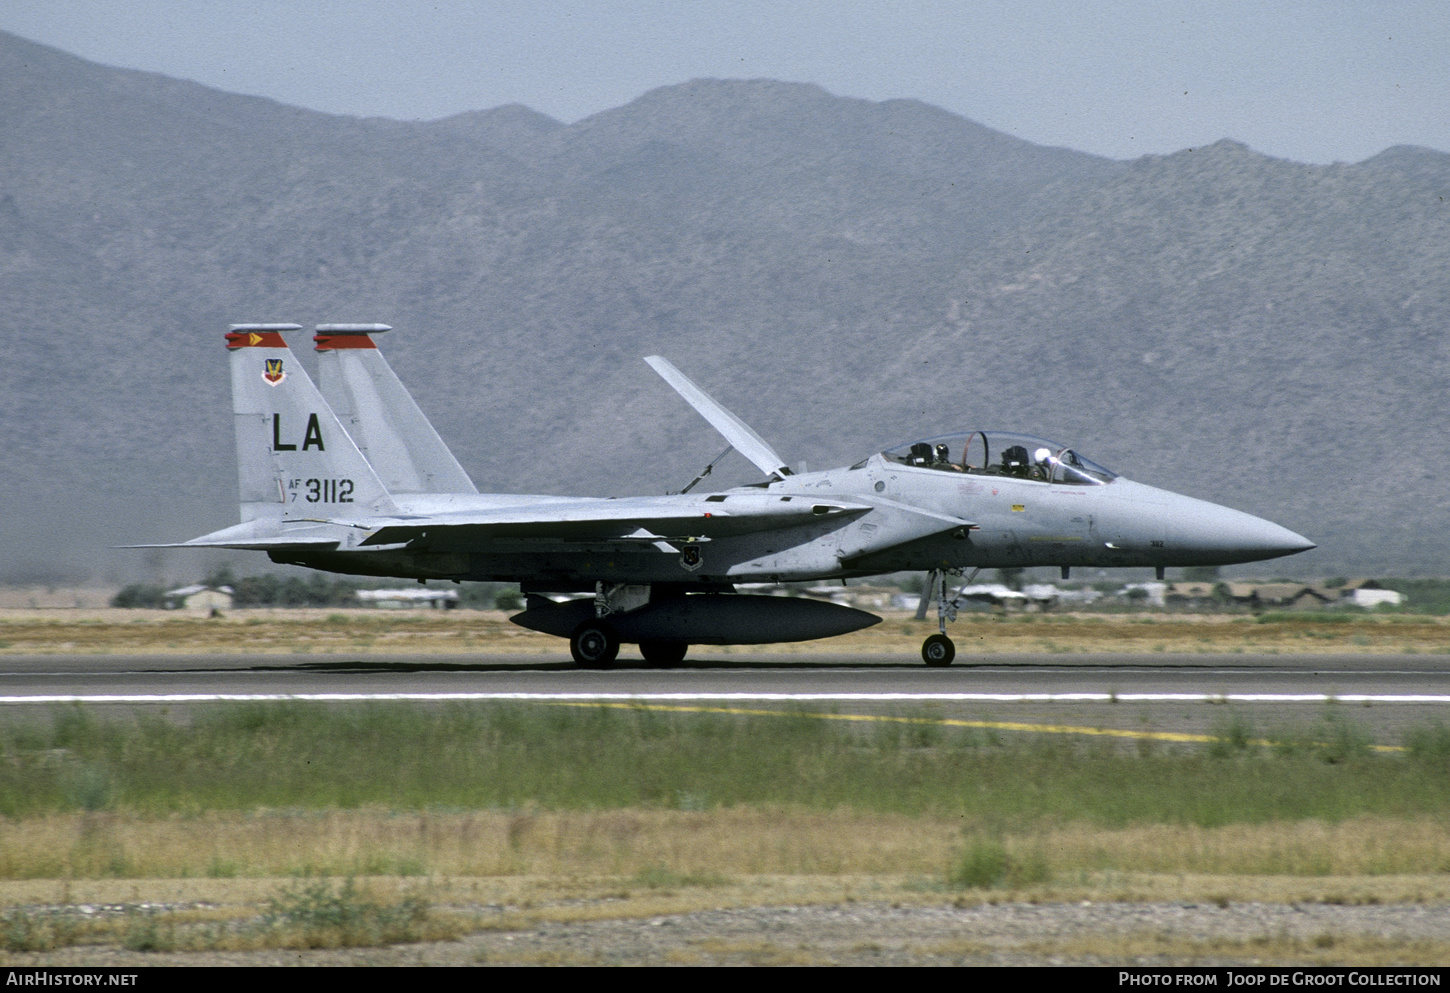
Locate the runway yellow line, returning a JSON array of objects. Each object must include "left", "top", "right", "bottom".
[{"left": 541, "top": 700, "right": 1405, "bottom": 752}]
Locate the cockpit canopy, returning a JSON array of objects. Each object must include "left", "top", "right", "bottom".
[{"left": 880, "top": 431, "right": 1117, "bottom": 486}]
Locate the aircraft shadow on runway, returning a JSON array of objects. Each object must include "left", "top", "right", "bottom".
[{"left": 247, "top": 656, "right": 1299, "bottom": 675}]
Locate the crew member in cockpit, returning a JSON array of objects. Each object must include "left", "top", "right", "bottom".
[
  {"left": 1032, "top": 447, "right": 1057, "bottom": 482},
  {"left": 934, "top": 443, "right": 965, "bottom": 472},
  {"left": 1001, "top": 445, "right": 1030, "bottom": 478}
]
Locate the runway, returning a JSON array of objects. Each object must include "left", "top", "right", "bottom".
[{"left": 3, "top": 652, "right": 1448, "bottom": 746}]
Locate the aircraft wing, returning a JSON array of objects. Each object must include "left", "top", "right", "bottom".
[
  {"left": 358, "top": 493, "right": 871, "bottom": 547},
  {"left": 644, "top": 356, "right": 792, "bottom": 479}
]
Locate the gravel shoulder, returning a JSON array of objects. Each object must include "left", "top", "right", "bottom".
[{"left": 7, "top": 898, "right": 1450, "bottom": 967}]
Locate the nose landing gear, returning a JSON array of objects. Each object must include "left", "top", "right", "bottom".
[{"left": 918, "top": 567, "right": 981, "bottom": 666}]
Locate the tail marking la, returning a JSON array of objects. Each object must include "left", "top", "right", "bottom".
[{"left": 271, "top": 413, "right": 325, "bottom": 451}]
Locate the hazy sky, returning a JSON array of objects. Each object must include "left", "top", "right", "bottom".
[{"left": 4, "top": 1, "right": 1448, "bottom": 164}]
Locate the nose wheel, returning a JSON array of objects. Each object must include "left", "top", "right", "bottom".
[
  {"left": 919, "top": 566, "right": 980, "bottom": 666},
  {"left": 921, "top": 633, "right": 955, "bottom": 666}
]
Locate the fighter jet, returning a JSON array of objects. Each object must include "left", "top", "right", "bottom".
[{"left": 149, "top": 324, "right": 1314, "bottom": 667}]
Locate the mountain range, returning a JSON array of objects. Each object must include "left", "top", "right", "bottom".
[{"left": 1, "top": 30, "right": 1446, "bottom": 583}]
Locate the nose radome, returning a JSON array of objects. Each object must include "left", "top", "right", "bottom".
[
  {"left": 1165, "top": 494, "right": 1315, "bottom": 564},
  {"left": 1265, "top": 522, "right": 1316, "bottom": 557}
]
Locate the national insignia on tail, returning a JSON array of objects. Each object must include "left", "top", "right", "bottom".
[{"left": 263, "top": 358, "right": 286, "bottom": 386}]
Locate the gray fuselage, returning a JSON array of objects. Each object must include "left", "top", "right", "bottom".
[{"left": 272, "top": 452, "right": 1312, "bottom": 589}]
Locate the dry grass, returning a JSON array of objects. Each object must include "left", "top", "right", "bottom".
[
  {"left": 0, "top": 609, "right": 560, "bottom": 656},
  {"left": 0, "top": 808, "right": 962, "bottom": 880},
  {"left": 3, "top": 608, "right": 1449, "bottom": 655},
  {"left": 1032, "top": 819, "right": 1450, "bottom": 877},
  {"left": 5, "top": 808, "right": 1450, "bottom": 884}
]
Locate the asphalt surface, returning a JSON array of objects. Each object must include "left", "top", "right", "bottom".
[{"left": 3, "top": 652, "right": 1448, "bottom": 745}]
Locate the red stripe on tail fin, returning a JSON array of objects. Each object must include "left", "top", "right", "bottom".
[
  {"left": 226, "top": 323, "right": 301, "bottom": 350},
  {"left": 314, "top": 323, "right": 390, "bottom": 351}
]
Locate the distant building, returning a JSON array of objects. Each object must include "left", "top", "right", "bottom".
[
  {"left": 1160, "top": 580, "right": 1407, "bottom": 611},
  {"left": 1116, "top": 582, "right": 1167, "bottom": 607},
  {"left": 355, "top": 588, "right": 459, "bottom": 609},
  {"left": 951, "top": 583, "right": 1070, "bottom": 611},
  {"left": 1250, "top": 583, "right": 1336, "bottom": 610},
  {"left": 1336, "top": 580, "right": 1405, "bottom": 608},
  {"left": 1222, "top": 582, "right": 1261, "bottom": 606},
  {"left": 1164, "top": 582, "right": 1221, "bottom": 608},
  {"left": 1348, "top": 588, "right": 1404, "bottom": 608},
  {"left": 1020, "top": 584, "right": 1065, "bottom": 609},
  {"left": 788, "top": 583, "right": 924, "bottom": 611},
  {"left": 163, "top": 584, "right": 233, "bottom": 612},
  {"left": 1053, "top": 586, "right": 1105, "bottom": 607}
]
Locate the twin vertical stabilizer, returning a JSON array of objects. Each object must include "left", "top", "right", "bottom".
[
  {"left": 225, "top": 325, "right": 397, "bottom": 523},
  {"left": 314, "top": 325, "right": 478, "bottom": 494}
]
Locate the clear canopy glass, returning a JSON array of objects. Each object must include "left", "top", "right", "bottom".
[{"left": 879, "top": 431, "right": 1117, "bottom": 486}]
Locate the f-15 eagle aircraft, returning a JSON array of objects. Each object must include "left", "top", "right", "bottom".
[{"left": 151, "top": 324, "right": 1314, "bottom": 667}]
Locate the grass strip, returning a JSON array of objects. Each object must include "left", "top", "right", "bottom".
[
  {"left": 541, "top": 699, "right": 1407, "bottom": 752},
  {"left": 7, "top": 808, "right": 1450, "bottom": 882},
  {"left": 2, "top": 702, "right": 1448, "bottom": 827}
]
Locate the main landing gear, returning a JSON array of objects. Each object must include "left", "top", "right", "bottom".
[
  {"left": 639, "top": 641, "right": 689, "bottom": 668},
  {"left": 568, "top": 621, "right": 690, "bottom": 669},
  {"left": 569, "top": 620, "right": 619, "bottom": 668}
]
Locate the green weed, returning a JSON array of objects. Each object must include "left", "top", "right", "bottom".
[
  {"left": 631, "top": 865, "right": 730, "bottom": 889},
  {"left": 260, "top": 877, "right": 430, "bottom": 948},
  {"left": 1208, "top": 712, "right": 1257, "bottom": 758},
  {"left": 948, "top": 834, "right": 1051, "bottom": 889},
  {"left": 1405, "top": 723, "right": 1450, "bottom": 765},
  {"left": 949, "top": 836, "right": 1007, "bottom": 888},
  {"left": 1256, "top": 612, "right": 1355, "bottom": 624},
  {"left": 122, "top": 907, "right": 176, "bottom": 952},
  {"left": 1, "top": 908, "right": 78, "bottom": 952}
]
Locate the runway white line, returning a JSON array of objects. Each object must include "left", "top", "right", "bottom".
[{"left": 5, "top": 693, "right": 1450, "bottom": 705}]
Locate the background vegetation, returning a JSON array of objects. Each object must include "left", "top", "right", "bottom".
[
  {"left": 104, "top": 568, "right": 1450, "bottom": 615},
  {"left": 111, "top": 568, "right": 522, "bottom": 610}
]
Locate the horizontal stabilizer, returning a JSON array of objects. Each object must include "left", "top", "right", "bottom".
[{"left": 119, "top": 520, "right": 342, "bottom": 551}]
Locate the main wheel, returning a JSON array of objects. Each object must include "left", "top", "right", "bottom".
[
  {"left": 570, "top": 620, "right": 620, "bottom": 668},
  {"left": 922, "top": 633, "right": 956, "bottom": 667},
  {"left": 639, "top": 641, "right": 688, "bottom": 667}
]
